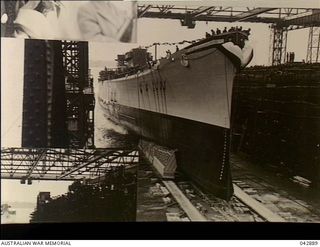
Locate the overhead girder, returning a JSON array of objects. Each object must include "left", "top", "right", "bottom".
[
  {"left": 233, "top": 7, "right": 277, "bottom": 21},
  {"left": 139, "top": 11, "right": 280, "bottom": 23},
  {"left": 57, "top": 150, "right": 132, "bottom": 179},
  {"left": 1, "top": 148, "right": 139, "bottom": 181},
  {"left": 279, "top": 11, "right": 320, "bottom": 28},
  {"left": 191, "top": 6, "right": 216, "bottom": 17},
  {"left": 138, "top": 4, "right": 152, "bottom": 17},
  {"left": 137, "top": 5, "right": 320, "bottom": 28}
]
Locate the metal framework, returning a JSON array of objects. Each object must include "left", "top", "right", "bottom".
[
  {"left": 1, "top": 148, "right": 139, "bottom": 182},
  {"left": 307, "top": 26, "right": 320, "bottom": 63},
  {"left": 22, "top": 40, "right": 95, "bottom": 148},
  {"left": 62, "top": 41, "right": 95, "bottom": 148},
  {"left": 138, "top": 6, "right": 320, "bottom": 27},
  {"left": 138, "top": 5, "right": 320, "bottom": 65},
  {"left": 270, "top": 24, "right": 288, "bottom": 66},
  {"left": 22, "top": 40, "right": 69, "bottom": 148}
]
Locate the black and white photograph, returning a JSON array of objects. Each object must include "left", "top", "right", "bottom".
[
  {"left": 1, "top": 0, "right": 320, "bottom": 240},
  {"left": 1, "top": 0, "right": 137, "bottom": 42}
]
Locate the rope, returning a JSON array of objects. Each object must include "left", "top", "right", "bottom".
[{"left": 2, "top": 113, "right": 22, "bottom": 139}]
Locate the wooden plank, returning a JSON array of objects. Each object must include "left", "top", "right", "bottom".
[
  {"left": 234, "top": 184, "right": 286, "bottom": 222},
  {"left": 163, "top": 181, "right": 208, "bottom": 221}
]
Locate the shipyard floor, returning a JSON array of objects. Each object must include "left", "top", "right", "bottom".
[
  {"left": 231, "top": 154, "right": 320, "bottom": 222},
  {"left": 137, "top": 152, "right": 320, "bottom": 222}
]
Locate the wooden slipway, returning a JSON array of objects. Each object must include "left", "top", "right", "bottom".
[
  {"left": 163, "top": 181, "right": 208, "bottom": 222},
  {"left": 233, "top": 184, "right": 285, "bottom": 222}
]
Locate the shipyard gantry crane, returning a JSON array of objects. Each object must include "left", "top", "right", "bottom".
[
  {"left": 137, "top": 5, "right": 320, "bottom": 65},
  {"left": 307, "top": 26, "right": 320, "bottom": 63},
  {"left": 62, "top": 41, "right": 95, "bottom": 148},
  {"left": 0, "top": 148, "right": 139, "bottom": 183}
]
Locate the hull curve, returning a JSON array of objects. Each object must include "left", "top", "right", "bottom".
[{"left": 98, "top": 40, "right": 252, "bottom": 200}]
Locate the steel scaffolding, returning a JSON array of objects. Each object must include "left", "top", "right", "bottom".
[
  {"left": 270, "top": 25, "right": 288, "bottom": 66},
  {"left": 62, "top": 41, "right": 95, "bottom": 148},
  {"left": 1, "top": 148, "right": 139, "bottom": 182},
  {"left": 137, "top": 6, "right": 320, "bottom": 27},
  {"left": 306, "top": 26, "right": 320, "bottom": 63},
  {"left": 137, "top": 5, "right": 320, "bottom": 65},
  {"left": 22, "top": 40, "right": 94, "bottom": 148}
]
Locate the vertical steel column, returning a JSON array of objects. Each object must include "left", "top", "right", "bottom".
[
  {"left": 23, "top": 40, "right": 68, "bottom": 148},
  {"left": 270, "top": 24, "right": 288, "bottom": 66},
  {"left": 22, "top": 40, "right": 51, "bottom": 147},
  {"left": 61, "top": 41, "right": 95, "bottom": 148},
  {"left": 45, "top": 41, "right": 54, "bottom": 147},
  {"left": 306, "top": 26, "right": 320, "bottom": 63}
]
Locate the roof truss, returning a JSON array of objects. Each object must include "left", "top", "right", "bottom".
[{"left": 1, "top": 148, "right": 139, "bottom": 181}]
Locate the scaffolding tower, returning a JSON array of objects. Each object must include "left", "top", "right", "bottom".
[
  {"left": 307, "top": 26, "right": 320, "bottom": 63},
  {"left": 22, "top": 40, "right": 95, "bottom": 148},
  {"left": 270, "top": 24, "right": 288, "bottom": 66},
  {"left": 62, "top": 41, "right": 95, "bottom": 148}
]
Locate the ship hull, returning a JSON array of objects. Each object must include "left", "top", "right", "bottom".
[
  {"left": 100, "top": 103, "right": 233, "bottom": 199},
  {"left": 98, "top": 40, "right": 248, "bottom": 199}
]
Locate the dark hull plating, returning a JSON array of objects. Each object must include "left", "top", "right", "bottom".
[{"left": 99, "top": 102, "right": 233, "bottom": 199}]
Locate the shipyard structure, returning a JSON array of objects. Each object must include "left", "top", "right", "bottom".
[
  {"left": 1, "top": 6, "right": 319, "bottom": 225},
  {"left": 22, "top": 40, "right": 95, "bottom": 148},
  {"left": 232, "top": 63, "right": 320, "bottom": 188}
]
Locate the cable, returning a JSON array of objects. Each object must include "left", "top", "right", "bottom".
[{"left": 2, "top": 113, "right": 22, "bottom": 139}]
